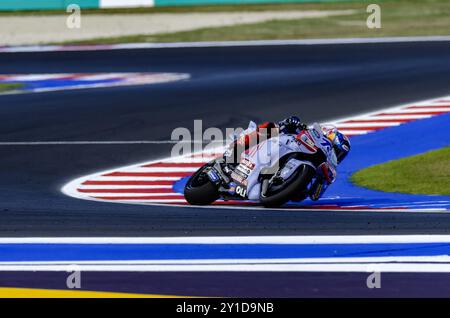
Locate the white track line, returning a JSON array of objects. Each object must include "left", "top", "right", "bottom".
[
  {"left": 336, "top": 129, "right": 370, "bottom": 135},
  {"left": 1, "top": 36, "right": 450, "bottom": 53},
  {"left": 119, "top": 167, "right": 199, "bottom": 173},
  {"left": 4, "top": 255, "right": 450, "bottom": 265},
  {"left": 335, "top": 122, "right": 401, "bottom": 128},
  {"left": 90, "top": 176, "right": 180, "bottom": 181},
  {"left": 78, "top": 185, "right": 172, "bottom": 189},
  {"left": 87, "top": 193, "right": 182, "bottom": 197},
  {"left": 2, "top": 263, "right": 450, "bottom": 272},
  {"left": 0, "top": 140, "right": 200, "bottom": 145},
  {"left": 3, "top": 235, "right": 450, "bottom": 244},
  {"left": 382, "top": 108, "right": 447, "bottom": 114}
]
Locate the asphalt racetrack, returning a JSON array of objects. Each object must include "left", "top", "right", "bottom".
[{"left": 1, "top": 41, "right": 450, "bottom": 296}]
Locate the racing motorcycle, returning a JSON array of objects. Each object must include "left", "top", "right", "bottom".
[{"left": 184, "top": 121, "right": 338, "bottom": 208}]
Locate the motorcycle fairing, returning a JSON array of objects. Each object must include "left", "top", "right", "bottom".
[{"left": 220, "top": 122, "right": 338, "bottom": 201}]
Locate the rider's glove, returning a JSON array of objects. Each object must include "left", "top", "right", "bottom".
[
  {"left": 278, "top": 116, "right": 307, "bottom": 133},
  {"left": 285, "top": 116, "right": 302, "bottom": 127}
]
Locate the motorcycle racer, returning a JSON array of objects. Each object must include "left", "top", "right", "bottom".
[{"left": 223, "top": 116, "right": 351, "bottom": 201}]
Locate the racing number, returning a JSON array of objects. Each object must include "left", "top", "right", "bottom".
[{"left": 236, "top": 186, "right": 247, "bottom": 198}]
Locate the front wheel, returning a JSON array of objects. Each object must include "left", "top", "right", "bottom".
[
  {"left": 184, "top": 164, "right": 220, "bottom": 205},
  {"left": 260, "top": 164, "right": 315, "bottom": 208}
]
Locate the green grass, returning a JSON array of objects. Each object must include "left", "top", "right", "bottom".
[
  {"left": 62, "top": 0, "right": 450, "bottom": 44},
  {"left": 0, "top": 83, "right": 24, "bottom": 93},
  {"left": 351, "top": 147, "right": 450, "bottom": 196}
]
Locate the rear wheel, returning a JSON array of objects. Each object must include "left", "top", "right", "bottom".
[
  {"left": 184, "top": 164, "right": 220, "bottom": 205},
  {"left": 260, "top": 164, "right": 315, "bottom": 208}
]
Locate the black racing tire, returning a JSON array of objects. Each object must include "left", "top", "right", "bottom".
[
  {"left": 260, "top": 164, "right": 315, "bottom": 208},
  {"left": 184, "top": 164, "right": 220, "bottom": 205}
]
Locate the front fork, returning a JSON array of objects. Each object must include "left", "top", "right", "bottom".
[
  {"left": 309, "top": 161, "right": 335, "bottom": 201},
  {"left": 309, "top": 177, "right": 328, "bottom": 201}
]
